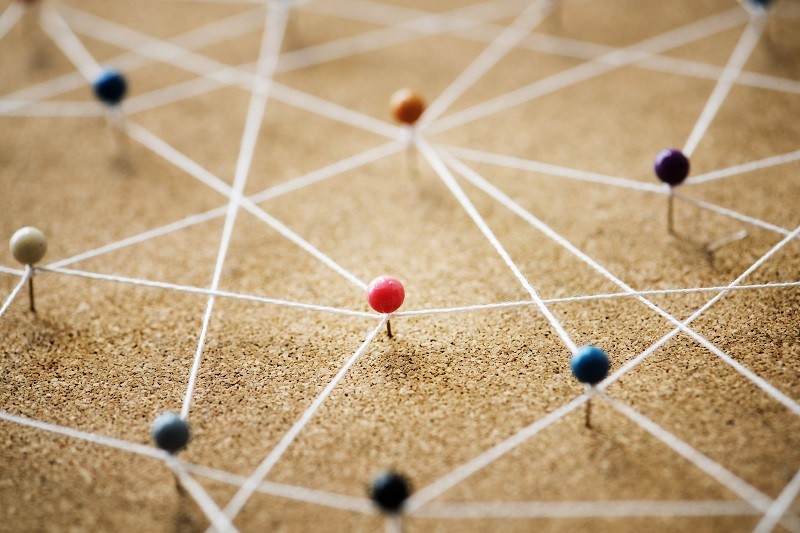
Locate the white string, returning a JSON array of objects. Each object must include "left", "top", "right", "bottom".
[
  {"left": 602, "top": 393, "right": 773, "bottom": 513},
  {"left": 445, "top": 145, "right": 664, "bottom": 193},
  {"left": 168, "top": 458, "right": 240, "bottom": 533},
  {"left": 428, "top": 7, "right": 748, "bottom": 135},
  {"left": 675, "top": 192, "right": 797, "bottom": 239},
  {"left": 0, "top": 408, "right": 374, "bottom": 515},
  {"left": 443, "top": 154, "right": 800, "bottom": 416},
  {"left": 682, "top": 17, "right": 766, "bottom": 157},
  {"left": 688, "top": 149, "right": 800, "bottom": 185},
  {"left": 181, "top": 3, "right": 289, "bottom": 422},
  {"left": 754, "top": 468, "right": 800, "bottom": 533},
  {"left": 0, "top": 409, "right": 167, "bottom": 460},
  {"left": 0, "top": 265, "right": 25, "bottom": 276},
  {"left": 405, "top": 393, "right": 590, "bottom": 512},
  {"left": 0, "top": 2, "right": 23, "bottom": 43},
  {"left": 117, "top": 0, "right": 529, "bottom": 117},
  {"left": 441, "top": 145, "right": 794, "bottom": 243},
  {"left": 0, "top": 267, "right": 31, "bottom": 318},
  {"left": 37, "top": 266, "right": 377, "bottom": 318},
  {"left": 122, "top": 119, "right": 369, "bottom": 291},
  {"left": 413, "top": 500, "right": 761, "bottom": 519},
  {"left": 184, "top": 463, "right": 376, "bottom": 514},
  {"left": 394, "top": 280, "right": 800, "bottom": 317},
  {"left": 418, "top": 138, "right": 579, "bottom": 354},
  {"left": 38, "top": 5, "right": 101, "bottom": 81},
  {"left": 0, "top": 100, "right": 106, "bottom": 117},
  {"left": 42, "top": 140, "right": 400, "bottom": 272},
  {"left": 220, "top": 317, "right": 387, "bottom": 525},
  {"left": 418, "top": 0, "right": 555, "bottom": 128}
]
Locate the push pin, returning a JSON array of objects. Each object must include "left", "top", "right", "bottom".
[
  {"left": 739, "top": 0, "right": 774, "bottom": 15},
  {"left": 10, "top": 226, "right": 46, "bottom": 313},
  {"left": 570, "top": 345, "right": 610, "bottom": 428},
  {"left": 653, "top": 148, "right": 690, "bottom": 235},
  {"left": 93, "top": 68, "right": 129, "bottom": 155},
  {"left": 152, "top": 412, "right": 190, "bottom": 454},
  {"left": 369, "top": 470, "right": 411, "bottom": 532},
  {"left": 367, "top": 276, "right": 405, "bottom": 338},
  {"left": 390, "top": 89, "right": 426, "bottom": 177}
]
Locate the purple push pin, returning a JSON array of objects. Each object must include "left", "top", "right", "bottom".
[{"left": 654, "top": 148, "right": 690, "bottom": 234}]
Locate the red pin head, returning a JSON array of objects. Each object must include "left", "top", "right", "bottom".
[{"left": 367, "top": 276, "right": 405, "bottom": 314}]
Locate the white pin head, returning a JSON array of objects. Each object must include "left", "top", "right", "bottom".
[{"left": 10, "top": 226, "right": 47, "bottom": 266}]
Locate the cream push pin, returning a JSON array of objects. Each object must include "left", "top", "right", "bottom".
[
  {"left": 653, "top": 148, "right": 690, "bottom": 235},
  {"left": 367, "top": 275, "right": 405, "bottom": 338},
  {"left": 390, "top": 89, "right": 426, "bottom": 177},
  {"left": 10, "top": 226, "right": 46, "bottom": 313},
  {"left": 571, "top": 345, "right": 610, "bottom": 428}
]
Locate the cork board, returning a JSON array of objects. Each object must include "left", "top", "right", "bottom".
[{"left": 1, "top": 0, "right": 800, "bottom": 531}]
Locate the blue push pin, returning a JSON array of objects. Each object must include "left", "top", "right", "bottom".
[
  {"left": 92, "top": 68, "right": 128, "bottom": 107},
  {"left": 152, "top": 412, "right": 190, "bottom": 453},
  {"left": 571, "top": 345, "right": 610, "bottom": 428}
]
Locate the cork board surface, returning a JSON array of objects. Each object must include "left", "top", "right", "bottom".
[{"left": 1, "top": 0, "right": 799, "bottom": 531}]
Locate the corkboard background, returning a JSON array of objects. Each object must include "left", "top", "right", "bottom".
[{"left": 1, "top": 0, "right": 799, "bottom": 531}]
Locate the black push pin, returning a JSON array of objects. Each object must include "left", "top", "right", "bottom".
[{"left": 653, "top": 148, "right": 690, "bottom": 235}]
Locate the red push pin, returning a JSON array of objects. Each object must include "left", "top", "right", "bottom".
[{"left": 367, "top": 275, "right": 405, "bottom": 338}]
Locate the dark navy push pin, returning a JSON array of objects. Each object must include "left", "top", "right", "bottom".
[
  {"left": 571, "top": 345, "right": 610, "bottom": 428},
  {"left": 740, "top": 0, "right": 775, "bottom": 14},
  {"left": 93, "top": 68, "right": 127, "bottom": 107},
  {"left": 152, "top": 412, "right": 190, "bottom": 453},
  {"left": 370, "top": 471, "right": 411, "bottom": 514},
  {"left": 653, "top": 148, "right": 690, "bottom": 235}
]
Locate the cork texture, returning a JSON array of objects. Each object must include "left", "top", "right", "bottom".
[{"left": 1, "top": 0, "right": 799, "bottom": 531}]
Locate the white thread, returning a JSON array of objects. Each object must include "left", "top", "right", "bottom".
[
  {"left": 682, "top": 18, "right": 765, "bottom": 157},
  {"left": 418, "top": 0, "right": 555, "bottom": 128},
  {"left": 754, "top": 468, "right": 800, "bottom": 533},
  {"left": 603, "top": 394, "right": 772, "bottom": 513},
  {"left": 0, "top": 1, "right": 24, "bottom": 43},
  {"left": 184, "top": 463, "right": 376, "bottom": 514},
  {"left": 220, "top": 317, "right": 387, "bottom": 524},
  {"left": 168, "top": 458, "right": 240, "bottom": 533},
  {"left": 0, "top": 268, "right": 30, "bottom": 318},
  {"left": 444, "top": 153, "right": 800, "bottom": 415},
  {"left": 405, "top": 394, "right": 590, "bottom": 512},
  {"left": 0, "top": 265, "right": 25, "bottom": 276},
  {"left": 675, "top": 192, "right": 796, "bottom": 239},
  {"left": 413, "top": 500, "right": 761, "bottom": 519},
  {"left": 181, "top": 4, "right": 289, "bottom": 422},
  {"left": 418, "top": 138, "right": 579, "bottom": 354},
  {"left": 445, "top": 145, "right": 664, "bottom": 193},
  {"left": 688, "top": 149, "right": 800, "bottom": 185},
  {"left": 39, "top": 6, "right": 101, "bottom": 81},
  {"left": 428, "top": 7, "right": 748, "bottom": 135},
  {"left": 0, "top": 100, "right": 106, "bottom": 117},
  {"left": 123, "top": 119, "right": 369, "bottom": 291},
  {"left": 38, "top": 266, "right": 377, "bottom": 318},
  {"left": 0, "top": 409, "right": 167, "bottom": 460}
]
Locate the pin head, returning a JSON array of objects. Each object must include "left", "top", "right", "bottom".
[
  {"left": 10, "top": 226, "right": 46, "bottom": 266},
  {"left": 93, "top": 68, "right": 128, "bottom": 106},
  {"left": 571, "top": 345, "right": 610, "bottom": 385},
  {"left": 152, "top": 412, "right": 190, "bottom": 453},
  {"left": 369, "top": 471, "right": 411, "bottom": 513},
  {"left": 654, "top": 148, "right": 690, "bottom": 186},
  {"left": 390, "top": 89, "right": 425, "bottom": 126},
  {"left": 367, "top": 276, "right": 405, "bottom": 314}
]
